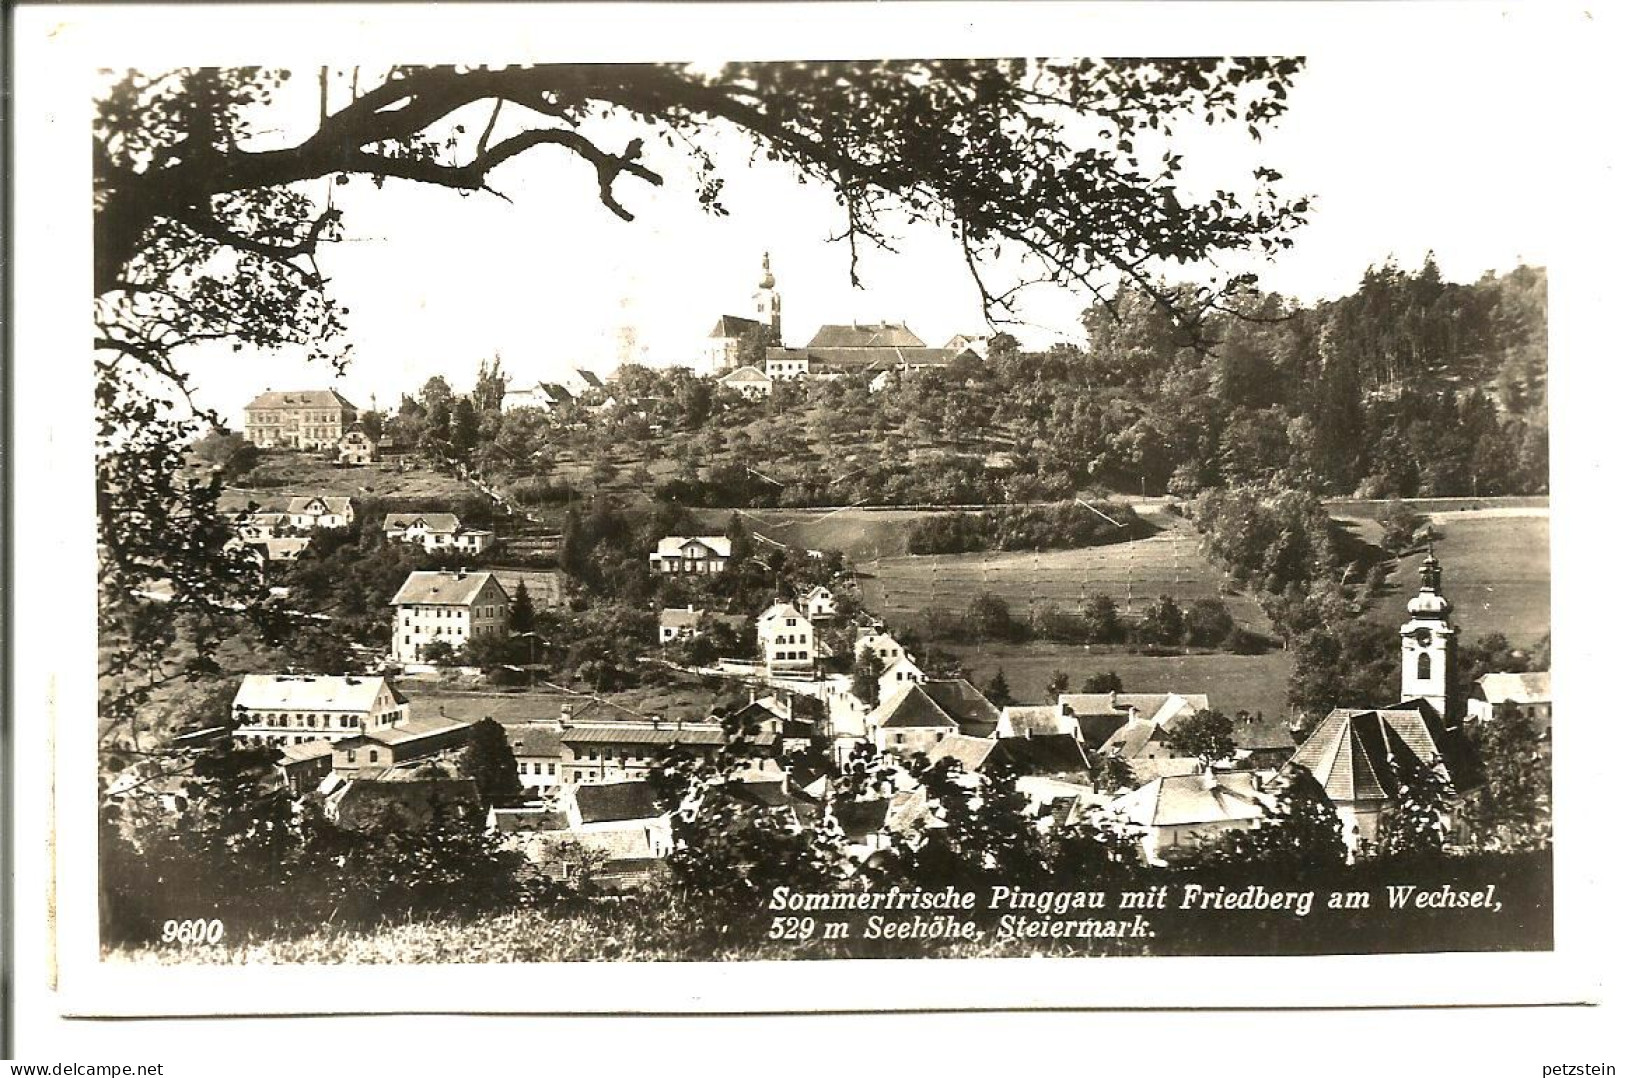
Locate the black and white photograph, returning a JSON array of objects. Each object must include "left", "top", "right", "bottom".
[{"left": 8, "top": 0, "right": 1618, "bottom": 1046}]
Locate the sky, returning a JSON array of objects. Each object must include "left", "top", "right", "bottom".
[{"left": 171, "top": 44, "right": 1555, "bottom": 418}]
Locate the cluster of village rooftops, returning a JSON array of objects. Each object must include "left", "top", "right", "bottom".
[{"left": 127, "top": 534, "right": 1550, "bottom": 887}]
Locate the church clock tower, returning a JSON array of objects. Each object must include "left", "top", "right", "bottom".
[
  {"left": 1399, "top": 549, "right": 1458, "bottom": 720},
  {"left": 753, "top": 252, "right": 782, "bottom": 347}
]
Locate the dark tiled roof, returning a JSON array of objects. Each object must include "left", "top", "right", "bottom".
[
  {"left": 927, "top": 734, "right": 996, "bottom": 771},
  {"left": 562, "top": 724, "right": 726, "bottom": 747},
  {"left": 871, "top": 684, "right": 957, "bottom": 729},
  {"left": 920, "top": 679, "right": 1000, "bottom": 737},
  {"left": 390, "top": 570, "right": 507, "bottom": 607},
  {"left": 1229, "top": 714, "right": 1298, "bottom": 752},
  {"left": 508, "top": 723, "right": 565, "bottom": 758},
  {"left": 711, "top": 315, "right": 765, "bottom": 338},
  {"left": 832, "top": 798, "right": 891, "bottom": 837},
  {"left": 573, "top": 780, "right": 662, "bottom": 824},
  {"left": 491, "top": 807, "right": 570, "bottom": 833},
  {"left": 807, "top": 323, "right": 926, "bottom": 348},
  {"left": 246, "top": 388, "right": 357, "bottom": 411},
  {"left": 987, "top": 734, "right": 1092, "bottom": 776},
  {"left": 1288, "top": 707, "right": 1458, "bottom": 803}
]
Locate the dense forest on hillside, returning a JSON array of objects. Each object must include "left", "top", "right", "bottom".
[{"left": 379, "top": 259, "right": 1545, "bottom": 508}]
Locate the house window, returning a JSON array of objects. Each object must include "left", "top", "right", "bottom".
[
  {"left": 369, "top": 750, "right": 379, "bottom": 763},
  {"left": 346, "top": 750, "right": 356, "bottom": 763}
]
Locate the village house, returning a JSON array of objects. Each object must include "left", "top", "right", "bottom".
[
  {"left": 390, "top": 569, "right": 510, "bottom": 664},
  {"left": 501, "top": 381, "right": 575, "bottom": 413},
  {"left": 243, "top": 388, "right": 358, "bottom": 450},
  {"left": 854, "top": 629, "right": 907, "bottom": 666},
  {"left": 649, "top": 535, "right": 733, "bottom": 574},
  {"left": 509, "top": 723, "right": 567, "bottom": 792},
  {"left": 275, "top": 740, "right": 335, "bottom": 795},
  {"left": 1056, "top": 690, "right": 1212, "bottom": 751},
  {"left": 997, "top": 704, "right": 1083, "bottom": 741},
  {"left": 382, "top": 512, "right": 496, "bottom": 555},
  {"left": 1229, "top": 713, "right": 1300, "bottom": 770},
  {"left": 917, "top": 678, "right": 1001, "bottom": 738},
  {"left": 831, "top": 799, "right": 894, "bottom": 861},
  {"left": 335, "top": 425, "right": 379, "bottom": 466},
  {"left": 1467, "top": 670, "right": 1552, "bottom": 728},
  {"left": 926, "top": 732, "right": 1092, "bottom": 779},
  {"left": 758, "top": 600, "right": 816, "bottom": 670},
  {"left": 1106, "top": 769, "right": 1272, "bottom": 865},
  {"left": 718, "top": 364, "right": 772, "bottom": 399},
  {"left": 798, "top": 585, "right": 838, "bottom": 620},
  {"left": 561, "top": 368, "right": 606, "bottom": 400},
  {"left": 234, "top": 511, "right": 292, "bottom": 541},
  {"left": 231, "top": 674, "right": 410, "bottom": 748},
  {"left": 331, "top": 714, "right": 473, "bottom": 777},
  {"left": 866, "top": 682, "right": 958, "bottom": 757},
  {"left": 877, "top": 655, "right": 926, "bottom": 698},
  {"left": 727, "top": 697, "right": 816, "bottom": 754},
  {"left": 226, "top": 534, "right": 310, "bottom": 568},
  {"left": 285, "top": 495, "right": 355, "bottom": 530},
  {"left": 658, "top": 605, "right": 704, "bottom": 644},
  {"left": 495, "top": 780, "right": 673, "bottom": 889}
]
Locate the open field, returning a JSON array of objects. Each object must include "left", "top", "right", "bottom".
[
  {"left": 856, "top": 513, "right": 1272, "bottom": 634},
  {"left": 220, "top": 451, "right": 484, "bottom": 512},
  {"left": 948, "top": 643, "right": 1294, "bottom": 720},
  {"left": 694, "top": 506, "right": 940, "bottom": 561},
  {"left": 1359, "top": 512, "right": 1551, "bottom": 645}
]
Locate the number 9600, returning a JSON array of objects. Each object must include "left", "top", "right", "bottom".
[{"left": 160, "top": 918, "right": 224, "bottom": 945}]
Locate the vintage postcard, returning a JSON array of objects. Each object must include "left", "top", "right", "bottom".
[{"left": 10, "top": 0, "right": 1611, "bottom": 1019}]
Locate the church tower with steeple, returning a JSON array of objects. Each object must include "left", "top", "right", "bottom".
[
  {"left": 1399, "top": 549, "right": 1458, "bottom": 720},
  {"left": 753, "top": 252, "right": 782, "bottom": 346}
]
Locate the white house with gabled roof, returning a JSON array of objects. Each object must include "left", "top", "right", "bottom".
[
  {"left": 649, "top": 536, "right": 732, "bottom": 575},
  {"left": 390, "top": 569, "right": 510, "bottom": 663},
  {"left": 382, "top": 512, "right": 495, "bottom": 555},
  {"left": 285, "top": 495, "right": 355, "bottom": 530},
  {"left": 855, "top": 629, "right": 907, "bottom": 666},
  {"left": 758, "top": 601, "right": 815, "bottom": 669}
]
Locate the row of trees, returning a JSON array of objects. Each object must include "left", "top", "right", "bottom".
[
  {"left": 913, "top": 590, "right": 1247, "bottom": 652},
  {"left": 904, "top": 500, "right": 1145, "bottom": 555}
]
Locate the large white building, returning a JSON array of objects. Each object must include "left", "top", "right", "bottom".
[
  {"left": 390, "top": 569, "right": 510, "bottom": 663},
  {"left": 231, "top": 674, "right": 410, "bottom": 748},
  {"left": 243, "top": 389, "right": 358, "bottom": 450}
]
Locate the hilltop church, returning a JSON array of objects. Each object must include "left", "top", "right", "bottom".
[{"left": 701, "top": 253, "right": 981, "bottom": 385}]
